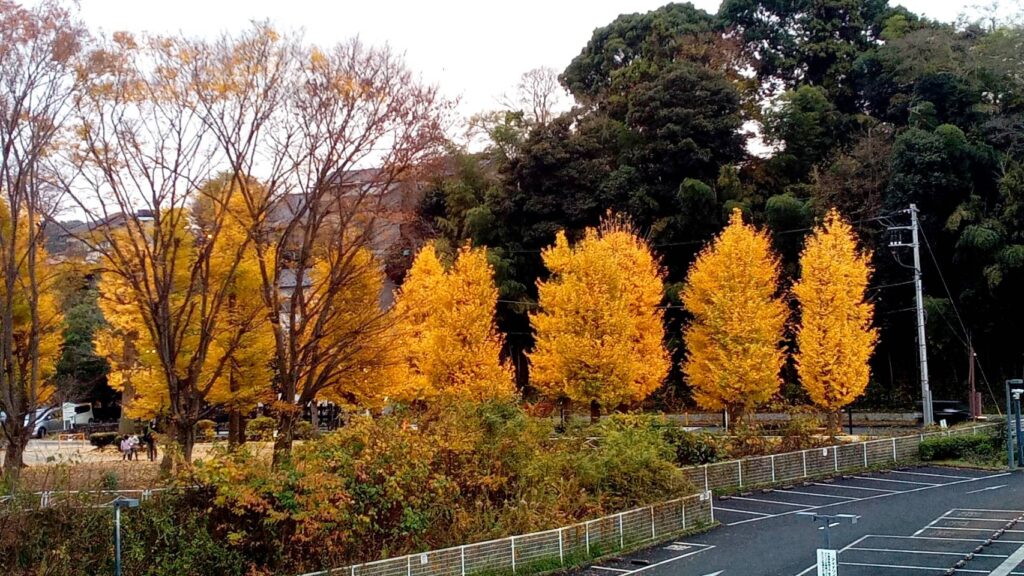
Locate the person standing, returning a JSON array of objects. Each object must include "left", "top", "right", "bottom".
[
  {"left": 120, "top": 435, "right": 131, "bottom": 461},
  {"left": 143, "top": 428, "right": 157, "bottom": 462}
]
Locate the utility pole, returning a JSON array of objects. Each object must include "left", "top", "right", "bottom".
[
  {"left": 968, "top": 334, "right": 979, "bottom": 418},
  {"left": 888, "top": 204, "right": 933, "bottom": 426}
]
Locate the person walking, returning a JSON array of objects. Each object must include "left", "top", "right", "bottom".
[{"left": 120, "top": 435, "right": 131, "bottom": 461}]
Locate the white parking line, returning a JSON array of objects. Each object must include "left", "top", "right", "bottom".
[
  {"left": 592, "top": 567, "right": 631, "bottom": 572},
  {"left": 989, "top": 542, "right": 1024, "bottom": 576},
  {"left": 727, "top": 472, "right": 1010, "bottom": 527},
  {"left": 774, "top": 489, "right": 855, "bottom": 500},
  {"left": 889, "top": 470, "right": 974, "bottom": 480},
  {"left": 941, "top": 516, "right": 1013, "bottom": 522},
  {"left": 839, "top": 561, "right": 989, "bottom": 573},
  {"left": 955, "top": 508, "right": 1024, "bottom": 514},
  {"left": 913, "top": 508, "right": 956, "bottom": 535},
  {"left": 920, "top": 526, "right": 1024, "bottom": 533},
  {"left": 729, "top": 496, "right": 811, "bottom": 507},
  {"left": 811, "top": 482, "right": 895, "bottom": 493},
  {"left": 715, "top": 507, "right": 769, "bottom": 516},
  {"left": 849, "top": 547, "right": 1008, "bottom": 558},
  {"left": 852, "top": 475, "right": 938, "bottom": 486},
  {"left": 890, "top": 535, "right": 988, "bottom": 543}
]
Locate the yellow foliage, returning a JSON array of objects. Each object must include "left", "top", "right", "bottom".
[
  {"left": 392, "top": 244, "right": 516, "bottom": 403},
  {"left": 681, "top": 209, "right": 787, "bottom": 419},
  {"left": 793, "top": 209, "right": 878, "bottom": 413},
  {"left": 0, "top": 202, "right": 62, "bottom": 414},
  {"left": 529, "top": 222, "right": 669, "bottom": 414}
]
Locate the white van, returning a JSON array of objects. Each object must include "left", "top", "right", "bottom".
[{"left": 62, "top": 402, "right": 94, "bottom": 428}]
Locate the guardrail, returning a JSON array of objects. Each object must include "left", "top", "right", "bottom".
[
  {"left": 680, "top": 423, "right": 1001, "bottom": 493},
  {"left": 299, "top": 491, "right": 714, "bottom": 576}
]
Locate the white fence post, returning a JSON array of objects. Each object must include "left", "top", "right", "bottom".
[
  {"left": 737, "top": 461, "right": 743, "bottom": 488},
  {"left": 558, "top": 528, "right": 564, "bottom": 565},
  {"left": 510, "top": 536, "right": 516, "bottom": 574},
  {"left": 892, "top": 437, "right": 898, "bottom": 462},
  {"left": 681, "top": 498, "right": 687, "bottom": 529},
  {"left": 771, "top": 455, "right": 776, "bottom": 483},
  {"left": 704, "top": 465, "right": 709, "bottom": 492},
  {"left": 863, "top": 442, "right": 868, "bottom": 467},
  {"left": 618, "top": 512, "right": 624, "bottom": 549},
  {"left": 833, "top": 447, "right": 839, "bottom": 472},
  {"left": 650, "top": 505, "right": 656, "bottom": 539},
  {"left": 407, "top": 555, "right": 411, "bottom": 576},
  {"left": 460, "top": 546, "right": 466, "bottom": 576},
  {"left": 585, "top": 521, "right": 590, "bottom": 556},
  {"left": 802, "top": 450, "right": 807, "bottom": 477}
]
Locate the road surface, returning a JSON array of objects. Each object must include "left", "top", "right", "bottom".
[{"left": 573, "top": 465, "right": 1024, "bottom": 576}]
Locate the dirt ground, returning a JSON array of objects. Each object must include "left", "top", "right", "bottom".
[{"left": 3, "top": 439, "right": 272, "bottom": 491}]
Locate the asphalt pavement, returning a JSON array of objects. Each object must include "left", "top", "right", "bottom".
[{"left": 572, "top": 465, "right": 1024, "bottom": 576}]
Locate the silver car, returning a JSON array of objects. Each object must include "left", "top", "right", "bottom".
[{"left": 29, "top": 407, "right": 64, "bottom": 438}]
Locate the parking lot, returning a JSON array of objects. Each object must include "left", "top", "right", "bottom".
[
  {"left": 714, "top": 466, "right": 1008, "bottom": 527},
  {"left": 574, "top": 465, "right": 1024, "bottom": 576},
  {"left": 793, "top": 507, "right": 1024, "bottom": 575}
]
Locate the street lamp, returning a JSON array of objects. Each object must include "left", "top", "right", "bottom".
[
  {"left": 111, "top": 496, "right": 139, "bottom": 576},
  {"left": 1006, "top": 379, "right": 1024, "bottom": 470}
]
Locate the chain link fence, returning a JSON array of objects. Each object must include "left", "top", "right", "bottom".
[
  {"left": 299, "top": 491, "right": 715, "bottom": 576},
  {"left": 680, "top": 423, "right": 1001, "bottom": 493}
]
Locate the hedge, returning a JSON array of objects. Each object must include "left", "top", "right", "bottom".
[{"left": 919, "top": 434, "right": 999, "bottom": 461}]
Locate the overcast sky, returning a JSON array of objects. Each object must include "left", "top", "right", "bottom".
[{"left": 76, "top": 0, "right": 1006, "bottom": 123}]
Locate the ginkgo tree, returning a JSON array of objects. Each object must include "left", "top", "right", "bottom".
[
  {"left": 392, "top": 243, "right": 517, "bottom": 403},
  {"left": 682, "top": 209, "right": 787, "bottom": 425},
  {"left": 530, "top": 220, "right": 669, "bottom": 422},
  {"left": 794, "top": 208, "right": 878, "bottom": 433}
]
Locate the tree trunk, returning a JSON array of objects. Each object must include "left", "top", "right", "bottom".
[
  {"left": 1, "top": 424, "right": 29, "bottom": 486},
  {"left": 827, "top": 410, "right": 842, "bottom": 438},
  {"left": 272, "top": 409, "right": 295, "bottom": 466},
  {"left": 118, "top": 378, "right": 136, "bottom": 435},
  {"left": 589, "top": 399, "right": 600, "bottom": 424},
  {"left": 161, "top": 417, "right": 195, "bottom": 474},
  {"left": 228, "top": 408, "right": 242, "bottom": 449}
]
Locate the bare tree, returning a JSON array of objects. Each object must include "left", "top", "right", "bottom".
[
  {"left": 0, "top": 0, "right": 85, "bottom": 484},
  {"left": 65, "top": 32, "right": 253, "bottom": 466},
  {"left": 186, "top": 29, "right": 450, "bottom": 463},
  {"left": 501, "top": 66, "right": 565, "bottom": 126}
]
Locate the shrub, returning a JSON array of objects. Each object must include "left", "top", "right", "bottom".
[
  {"left": 195, "top": 420, "right": 217, "bottom": 442},
  {"left": 246, "top": 416, "right": 276, "bottom": 441},
  {"left": 779, "top": 412, "right": 826, "bottom": 451},
  {"left": 89, "top": 432, "right": 119, "bottom": 448},
  {"left": 920, "top": 433, "right": 999, "bottom": 462},
  {"left": 294, "top": 420, "right": 317, "bottom": 440},
  {"left": 662, "top": 426, "right": 720, "bottom": 465}
]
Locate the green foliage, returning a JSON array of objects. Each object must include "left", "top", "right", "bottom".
[
  {"left": 919, "top": 433, "right": 1002, "bottom": 462},
  {"left": 661, "top": 426, "right": 720, "bottom": 465},
  {"left": 184, "top": 404, "right": 690, "bottom": 574},
  {"left": 246, "top": 416, "right": 275, "bottom": 441},
  {"left": 194, "top": 419, "right": 216, "bottom": 442},
  {"left": 293, "top": 420, "right": 317, "bottom": 440},
  {"left": 88, "top": 431, "right": 118, "bottom": 448}
]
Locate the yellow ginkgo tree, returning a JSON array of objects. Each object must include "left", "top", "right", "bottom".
[
  {"left": 794, "top": 208, "right": 878, "bottom": 433},
  {"left": 682, "top": 209, "right": 787, "bottom": 425},
  {"left": 530, "top": 220, "right": 669, "bottom": 422},
  {"left": 392, "top": 243, "right": 516, "bottom": 404}
]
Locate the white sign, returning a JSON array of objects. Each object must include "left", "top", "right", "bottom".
[{"left": 816, "top": 549, "right": 837, "bottom": 576}]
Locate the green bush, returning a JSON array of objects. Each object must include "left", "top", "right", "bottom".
[
  {"left": 195, "top": 420, "right": 217, "bottom": 442},
  {"left": 662, "top": 426, "right": 720, "bottom": 465},
  {"left": 246, "top": 416, "right": 276, "bottom": 441},
  {"left": 919, "top": 434, "right": 999, "bottom": 461},
  {"left": 294, "top": 420, "right": 317, "bottom": 440},
  {"left": 89, "top": 432, "right": 119, "bottom": 448}
]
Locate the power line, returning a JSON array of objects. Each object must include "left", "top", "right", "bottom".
[{"left": 918, "top": 226, "right": 1001, "bottom": 415}]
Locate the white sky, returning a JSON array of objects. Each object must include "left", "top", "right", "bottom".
[{"left": 76, "top": 0, "right": 994, "bottom": 125}]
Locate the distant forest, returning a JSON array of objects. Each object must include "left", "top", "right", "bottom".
[{"left": 416, "top": 1, "right": 1024, "bottom": 409}]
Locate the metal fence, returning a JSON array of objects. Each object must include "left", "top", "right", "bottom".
[
  {"left": 680, "top": 423, "right": 1001, "bottom": 493},
  {"left": 299, "top": 491, "right": 715, "bottom": 576}
]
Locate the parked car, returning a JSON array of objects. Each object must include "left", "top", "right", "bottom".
[
  {"left": 62, "top": 402, "right": 94, "bottom": 428},
  {"left": 30, "top": 406, "right": 64, "bottom": 438},
  {"left": 917, "top": 400, "right": 971, "bottom": 426}
]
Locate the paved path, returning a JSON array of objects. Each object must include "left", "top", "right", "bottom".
[{"left": 573, "top": 466, "right": 1024, "bottom": 576}]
